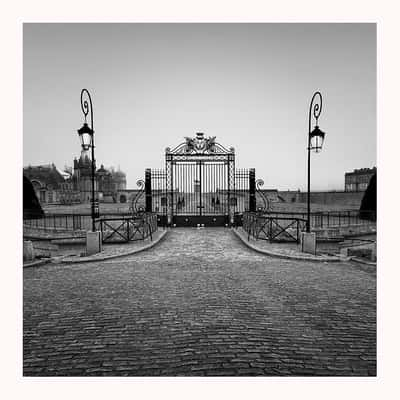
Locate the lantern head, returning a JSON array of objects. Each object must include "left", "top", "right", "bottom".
[
  {"left": 77, "top": 122, "right": 93, "bottom": 151},
  {"left": 309, "top": 125, "right": 325, "bottom": 153}
]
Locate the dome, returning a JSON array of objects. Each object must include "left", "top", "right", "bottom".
[
  {"left": 97, "top": 164, "right": 108, "bottom": 173},
  {"left": 114, "top": 170, "right": 126, "bottom": 177}
]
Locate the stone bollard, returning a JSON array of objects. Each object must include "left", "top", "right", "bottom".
[
  {"left": 340, "top": 247, "right": 349, "bottom": 259},
  {"left": 300, "top": 232, "right": 316, "bottom": 255},
  {"left": 23, "top": 240, "right": 35, "bottom": 262},
  {"left": 86, "top": 231, "right": 102, "bottom": 256},
  {"left": 372, "top": 242, "right": 377, "bottom": 262}
]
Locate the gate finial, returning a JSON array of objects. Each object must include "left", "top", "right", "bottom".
[
  {"left": 256, "top": 179, "right": 271, "bottom": 213},
  {"left": 130, "top": 179, "right": 145, "bottom": 215}
]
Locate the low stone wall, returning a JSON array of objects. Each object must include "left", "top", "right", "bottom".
[
  {"left": 23, "top": 225, "right": 86, "bottom": 239},
  {"left": 313, "top": 223, "right": 376, "bottom": 240},
  {"left": 31, "top": 241, "right": 59, "bottom": 258},
  {"left": 340, "top": 242, "right": 377, "bottom": 262},
  {"left": 277, "top": 190, "right": 365, "bottom": 207}
]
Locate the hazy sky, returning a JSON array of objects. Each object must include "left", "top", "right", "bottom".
[{"left": 23, "top": 23, "right": 376, "bottom": 190}]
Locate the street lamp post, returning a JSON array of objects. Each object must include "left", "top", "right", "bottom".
[
  {"left": 307, "top": 91, "right": 326, "bottom": 233},
  {"left": 77, "top": 88, "right": 97, "bottom": 232}
]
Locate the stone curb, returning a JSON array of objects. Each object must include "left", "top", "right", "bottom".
[
  {"left": 23, "top": 258, "right": 52, "bottom": 268},
  {"left": 349, "top": 257, "right": 377, "bottom": 267},
  {"left": 24, "top": 235, "right": 86, "bottom": 242},
  {"left": 58, "top": 229, "right": 168, "bottom": 264},
  {"left": 232, "top": 228, "right": 341, "bottom": 263}
]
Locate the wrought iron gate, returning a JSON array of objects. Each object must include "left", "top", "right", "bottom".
[{"left": 133, "top": 133, "right": 269, "bottom": 227}]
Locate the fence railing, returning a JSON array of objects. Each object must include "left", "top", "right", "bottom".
[
  {"left": 243, "top": 212, "right": 307, "bottom": 243},
  {"left": 23, "top": 212, "right": 133, "bottom": 232},
  {"left": 96, "top": 213, "right": 158, "bottom": 243},
  {"left": 23, "top": 209, "right": 375, "bottom": 232},
  {"left": 256, "top": 210, "right": 376, "bottom": 229}
]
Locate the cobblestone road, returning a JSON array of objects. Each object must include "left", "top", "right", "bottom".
[{"left": 24, "top": 228, "right": 376, "bottom": 376}]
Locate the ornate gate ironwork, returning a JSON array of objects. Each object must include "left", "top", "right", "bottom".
[
  {"left": 136, "top": 132, "right": 269, "bottom": 227},
  {"left": 165, "top": 132, "right": 235, "bottom": 226}
]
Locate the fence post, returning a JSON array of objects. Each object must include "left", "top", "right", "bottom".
[
  {"left": 145, "top": 168, "right": 152, "bottom": 212},
  {"left": 269, "top": 218, "right": 272, "bottom": 243},
  {"left": 249, "top": 169, "right": 256, "bottom": 212},
  {"left": 149, "top": 216, "right": 153, "bottom": 241},
  {"left": 127, "top": 218, "right": 130, "bottom": 242}
]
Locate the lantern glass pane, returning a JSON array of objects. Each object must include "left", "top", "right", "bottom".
[
  {"left": 310, "top": 132, "right": 324, "bottom": 153},
  {"left": 80, "top": 132, "right": 92, "bottom": 150},
  {"left": 319, "top": 135, "right": 325, "bottom": 149}
]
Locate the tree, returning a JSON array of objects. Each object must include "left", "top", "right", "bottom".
[
  {"left": 359, "top": 173, "right": 376, "bottom": 221},
  {"left": 23, "top": 175, "right": 44, "bottom": 219}
]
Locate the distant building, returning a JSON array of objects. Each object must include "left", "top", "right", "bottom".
[
  {"left": 345, "top": 167, "right": 376, "bottom": 192},
  {"left": 112, "top": 169, "right": 127, "bottom": 192},
  {"left": 72, "top": 152, "right": 127, "bottom": 203},
  {"left": 96, "top": 165, "right": 127, "bottom": 202},
  {"left": 58, "top": 176, "right": 81, "bottom": 205},
  {"left": 23, "top": 164, "right": 65, "bottom": 204},
  {"left": 73, "top": 149, "right": 98, "bottom": 203},
  {"left": 24, "top": 153, "right": 127, "bottom": 205}
]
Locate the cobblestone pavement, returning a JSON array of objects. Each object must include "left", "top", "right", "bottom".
[{"left": 23, "top": 228, "right": 376, "bottom": 376}]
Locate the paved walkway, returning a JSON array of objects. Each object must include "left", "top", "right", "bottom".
[
  {"left": 233, "top": 227, "right": 341, "bottom": 262},
  {"left": 23, "top": 228, "right": 376, "bottom": 376},
  {"left": 58, "top": 229, "right": 167, "bottom": 263}
]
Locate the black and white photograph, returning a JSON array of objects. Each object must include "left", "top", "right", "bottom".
[{"left": 22, "top": 22, "right": 377, "bottom": 379}]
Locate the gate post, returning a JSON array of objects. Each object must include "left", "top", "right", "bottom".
[
  {"left": 165, "top": 151, "right": 173, "bottom": 226},
  {"left": 228, "top": 152, "right": 235, "bottom": 226},
  {"left": 145, "top": 168, "right": 152, "bottom": 212},
  {"left": 249, "top": 168, "right": 256, "bottom": 212}
]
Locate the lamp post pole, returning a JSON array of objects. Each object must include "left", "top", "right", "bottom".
[
  {"left": 80, "top": 89, "right": 96, "bottom": 232},
  {"left": 307, "top": 91, "right": 323, "bottom": 233}
]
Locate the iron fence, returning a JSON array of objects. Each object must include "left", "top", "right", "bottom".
[
  {"left": 243, "top": 212, "right": 307, "bottom": 243},
  {"left": 23, "top": 212, "right": 132, "bottom": 232},
  {"left": 257, "top": 210, "right": 376, "bottom": 229},
  {"left": 96, "top": 213, "right": 158, "bottom": 243},
  {"left": 234, "top": 168, "right": 250, "bottom": 214},
  {"left": 23, "top": 209, "right": 375, "bottom": 232}
]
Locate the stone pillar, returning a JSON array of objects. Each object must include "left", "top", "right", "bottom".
[
  {"left": 372, "top": 242, "right": 377, "bottom": 262},
  {"left": 23, "top": 240, "right": 35, "bottom": 262},
  {"left": 300, "top": 232, "right": 316, "bottom": 255},
  {"left": 86, "top": 231, "right": 102, "bottom": 256}
]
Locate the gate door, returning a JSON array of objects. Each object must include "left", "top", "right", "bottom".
[
  {"left": 166, "top": 133, "right": 235, "bottom": 227},
  {"left": 171, "top": 160, "right": 230, "bottom": 225}
]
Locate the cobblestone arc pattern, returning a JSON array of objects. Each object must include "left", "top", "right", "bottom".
[{"left": 24, "top": 228, "right": 376, "bottom": 376}]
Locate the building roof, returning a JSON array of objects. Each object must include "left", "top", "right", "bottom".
[
  {"left": 23, "top": 164, "right": 65, "bottom": 189},
  {"left": 113, "top": 170, "right": 126, "bottom": 177},
  {"left": 345, "top": 167, "right": 376, "bottom": 176},
  {"left": 55, "top": 167, "right": 71, "bottom": 180},
  {"left": 97, "top": 164, "right": 109, "bottom": 174}
]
